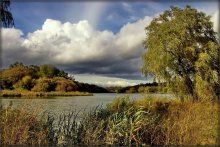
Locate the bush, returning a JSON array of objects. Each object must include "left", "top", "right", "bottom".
[
  {"left": 1, "top": 65, "right": 30, "bottom": 89},
  {"left": 14, "top": 76, "right": 33, "bottom": 90},
  {"left": 54, "top": 77, "right": 78, "bottom": 92},
  {"left": 32, "top": 77, "right": 55, "bottom": 92}
]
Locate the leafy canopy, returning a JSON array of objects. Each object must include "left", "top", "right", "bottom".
[{"left": 143, "top": 6, "right": 220, "bottom": 101}]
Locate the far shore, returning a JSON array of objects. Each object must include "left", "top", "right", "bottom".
[{"left": 0, "top": 90, "right": 93, "bottom": 98}]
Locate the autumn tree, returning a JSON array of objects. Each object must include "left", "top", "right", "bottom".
[
  {"left": 54, "top": 77, "right": 78, "bottom": 92},
  {"left": 1, "top": 65, "right": 30, "bottom": 89},
  {"left": 143, "top": 6, "right": 220, "bottom": 101}
]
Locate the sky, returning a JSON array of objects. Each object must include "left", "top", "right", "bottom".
[{"left": 1, "top": 0, "right": 219, "bottom": 87}]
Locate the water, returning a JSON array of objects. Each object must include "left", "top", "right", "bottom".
[{"left": 0, "top": 93, "right": 173, "bottom": 116}]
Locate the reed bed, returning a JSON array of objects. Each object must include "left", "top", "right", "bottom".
[{"left": 0, "top": 96, "right": 218, "bottom": 146}]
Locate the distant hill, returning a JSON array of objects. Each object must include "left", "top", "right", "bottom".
[
  {"left": 75, "top": 82, "right": 109, "bottom": 93},
  {"left": 117, "top": 83, "right": 158, "bottom": 93},
  {"left": 106, "top": 82, "right": 168, "bottom": 93}
]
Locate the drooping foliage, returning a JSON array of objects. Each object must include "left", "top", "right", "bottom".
[
  {"left": 0, "top": 0, "right": 14, "bottom": 28},
  {"left": 143, "top": 6, "right": 220, "bottom": 101}
]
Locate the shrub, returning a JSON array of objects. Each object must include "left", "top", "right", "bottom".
[
  {"left": 32, "top": 77, "right": 55, "bottom": 92},
  {"left": 1, "top": 65, "right": 30, "bottom": 84},
  {"left": 54, "top": 77, "right": 78, "bottom": 92}
]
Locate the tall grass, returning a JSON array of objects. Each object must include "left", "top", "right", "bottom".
[
  {"left": 0, "top": 96, "right": 218, "bottom": 145},
  {"left": 0, "top": 104, "right": 47, "bottom": 145}
]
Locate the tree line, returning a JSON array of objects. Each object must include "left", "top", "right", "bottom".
[{"left": 0, "top": 62, "right": 108, "bottom": 93}]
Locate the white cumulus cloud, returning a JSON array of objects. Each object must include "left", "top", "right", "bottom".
[
  {"left": 2, "top": 16, "right": 152, "bottom": 76},
  {"left": 211, "top": 9, "right": 219, "bottom": 33}
]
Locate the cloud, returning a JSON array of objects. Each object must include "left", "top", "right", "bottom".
[
  {"left": 211, "top": 9, "right": 219, "bottom": 33},
  {"left": 106, "top": 80, "right": 137, "bottom": 87},
  {"left": 1, "top": 28, "right": 26, "bottom": 66},
  {"left": 2, "top": 16, "right": 152, "bottom": 80},
  {"left": 74, "top": 74, "right": 146, "bottom": 87},
  {"left": 97, "top": 80, "right": 137, "bottom": 87}
]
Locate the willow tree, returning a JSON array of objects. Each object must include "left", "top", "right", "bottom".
[
  {"left": 143, "top": 6, "right": 220, "bottom": 101},
  {"left": 0, "top": 0, "right": 14, "bottom": 28}
]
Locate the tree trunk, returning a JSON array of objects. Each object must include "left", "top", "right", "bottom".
[{"left": 185, "top": 76, "right": 198, "bottom": 102}]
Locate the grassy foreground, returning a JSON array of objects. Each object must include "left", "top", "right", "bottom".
[
  {"left": 0, "top": 96, "right": 218, "bottom": 146},
  {"left": 0, "top": 89, "right": 92, "bottom": 97}
]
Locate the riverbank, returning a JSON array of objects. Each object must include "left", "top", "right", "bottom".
[
  {"left": 0, "top": 89, "right": 92, "bottom": 97},
  {"left": 0, "top": 96, "right": 217, "bottom": 146}
]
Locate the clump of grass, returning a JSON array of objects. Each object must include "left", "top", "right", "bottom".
[{"left": 0, "top": 103, "right": 47, "bottom": 145}]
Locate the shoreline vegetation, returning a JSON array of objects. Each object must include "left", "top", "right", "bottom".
[
  {"left": 0, "top": 89, "right": 92, "bottom": 97},
  {"left": 0, "top": 97, "right": 217, "bottom": 146}
]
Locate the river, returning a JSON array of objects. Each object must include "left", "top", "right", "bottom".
[{"left": 0, "top": 93, "right": 173, "bottom": 116}]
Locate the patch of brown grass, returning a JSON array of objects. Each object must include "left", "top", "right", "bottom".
[
  {"left": 0, "top": 89, "right": 92, "bottom": 97},
  {"left": 0, "top": 104, "right": 47, "bottom": 145}
]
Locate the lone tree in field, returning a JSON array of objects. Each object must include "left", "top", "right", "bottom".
[
  {"left": 1, "top": 0, "right": 14, "bottom": 28},
  {"left": 143, "top": 6, "right": 220, "bottom": 101}
]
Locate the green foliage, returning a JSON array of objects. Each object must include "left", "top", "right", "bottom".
[
  {"left": 143, "top": 6, "right": 220, "bottom": 101},
  {"left": 39, "top": 64, "right": 60, "bottom": 78},
  {"left": 76, "top": 82, "right": 109, "bottom": 93},
  {"left": 28, "top": 65, "right": 40, "bottom": 78},
  {"left": 58, "top": 70, "right": 69, "bottom": 79},
  {"left": 9, "top": 61, "right": 24, "bottom": 68}
]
